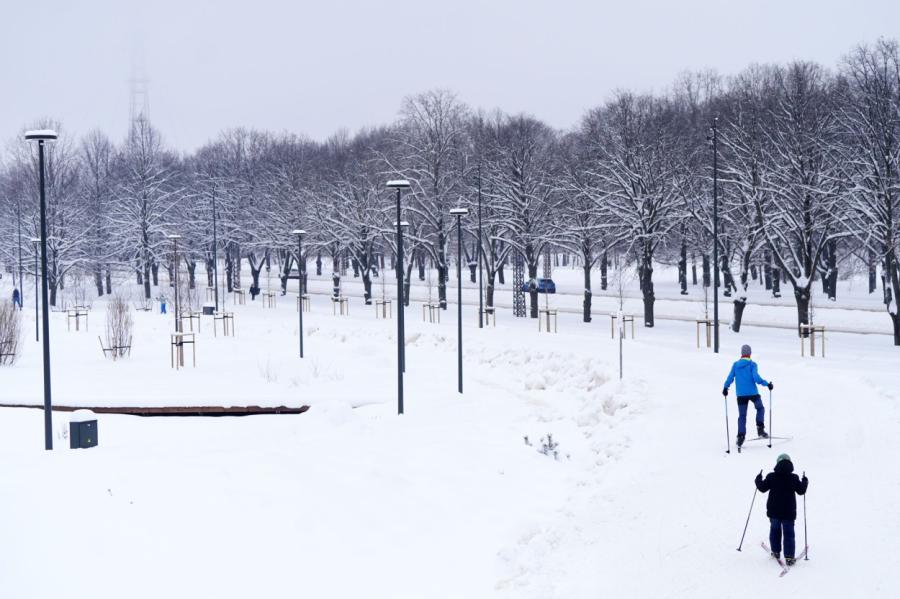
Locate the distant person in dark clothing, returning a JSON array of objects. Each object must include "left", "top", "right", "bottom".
[
  {"left": 755, "top": 453, "right": 809, "bottom": 565},
  {"left": 12, "top": 288, "right": 22, "bottom": 308}
]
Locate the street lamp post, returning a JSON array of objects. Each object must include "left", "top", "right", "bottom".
[
  {"left": 450, "top": 207, "right": 469, "bottom": 394},
  {"left": 387, "top": 179, "right": 410, "bottom": 415},
  {"left": 711, "top": 117, "right": 720, "bottom": 354},
  {"left": 24, "top": 129, "right": 58, "bottom": 451},
  {"left": 393, "top": 220, "right": 409, "bottom": 373},
  {"left": 168, "top": 234, "right": 182, "bottom": 333},
  {"left": 30, "top": 237, "right": 40, "bottom": 342},
  {"left": 292, "top": 230, "right": 306, "bottom": 358}
]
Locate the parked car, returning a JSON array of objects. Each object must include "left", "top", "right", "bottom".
[{"left": 520, "top": 278, "right": 556, "bottom": 294}]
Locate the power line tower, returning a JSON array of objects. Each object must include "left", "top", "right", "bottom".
[
  {"left": 129, "top": 76, "right": 150, "bottom": 139},
  {"left": 513, "top": 252, "right": 526, "bottom": 317},
  {"left": 129, "top": 43, "right": 149, "bottom": 141}
]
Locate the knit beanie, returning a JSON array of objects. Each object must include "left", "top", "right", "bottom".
[
  {"left": 776, "top": 453, "right": 791, "bottom": 465},
  {"left": 741, "top": 344, "right": 752, "bottom": 357}
]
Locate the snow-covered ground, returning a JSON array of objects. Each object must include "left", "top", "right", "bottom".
[{"left": 1, "top": 270, "right": 898, "bottom": 598}]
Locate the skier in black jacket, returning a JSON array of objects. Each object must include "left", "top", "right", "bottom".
[{"left": 755, "top": 454, "right": 809, "bottom": 565}]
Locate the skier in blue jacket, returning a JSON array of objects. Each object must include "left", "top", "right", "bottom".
[{"left": 723, "top": 344, "right": 773, "bottom": 448}]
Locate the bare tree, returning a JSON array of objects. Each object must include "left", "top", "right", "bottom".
[{"left": 838, "top": 39, "right": 900, "bottom": 344}]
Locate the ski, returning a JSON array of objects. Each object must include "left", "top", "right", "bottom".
[
  {"left": 778, "top": 546, "right": 809, "bottom": 577},
  {"left": 761, "top": 542, "right": 788, "bottom": 575},
  {"left": 744, "top": 435, "right": 792, "bottom": 443}
]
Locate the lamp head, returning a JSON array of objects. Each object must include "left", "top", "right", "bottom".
[
  {"left": 167, "top": 234, "right": 182, "bottom": 240},
  {"left": 393, "top": 221, "right": 410, "bottom": 228},
  {"left": 291, "top": 229, "right": 306, "bottom": 236},
  {"left": 29, "top": 237, "right": 40, "bottom": 243},
  {"left": 386, "top": 180, "right": 411, "bottom": 190},
  {"left": 450, "top": 208, "right": 469, "bottom": 217},
  {"left": 24, "top": 130, "right": 58, "bottom": 142}
]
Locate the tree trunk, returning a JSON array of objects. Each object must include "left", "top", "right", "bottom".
[
  {"left": 437, "top": 232, "right": 448, "bottom": 309},
  {"left": 678, "top": 241, "right": 688, "bottom": 295},
  {"left": 794, "top": 285, "right": 811, "bottom": 336},
  {"left": 151, "top": 262, "right": 159, "bottom": 287},
  {"left": 316, "top": 252, "right": 322, "bottom": 276},
  {"left": 691, "top": 254, "right": 697, "bottom": 286},
  {"left": 869, "top": 249, "right": 877, "bottom": 294},
  {"left": 105, "top": 268, "right": 112, "bottom": 295},
  {"left": 886, "top": 251, "right": 900, "bottom": 346},
  {"left": 824, "top": 240, "right": 837, "bottom": 301},
  {"left": 702, "top": 255, "right": 711, "bottom": 287},
  {"left": 362, "top": 268, "right": 373, "bottom": 304},
  {"left": 527, "top": 249, "right": 539, "bottom": 319},
  {"left": 732, "top": 298, "right": 747, "bottom": 332},
  {"left": 772, "top": 267, "right": 781, "bottom": 297},
  {"left": 417, "top": 251, "right": 426, "bottom": 281},
  {"left": 143, "top": 261, "right": 151, "bottom": 300},
  {"left": 498, "top": 256, "right": 506, "bottom": 285},
  {"left": 583, "top": 263, "right": 592, "bottom": 323},
  {"left": 94, "top": 268, "right": 104, "bottom": 297},
  {"left": 486, "top": 269, "right": 496, "bottom": 308},
  {"left": 352, "top": 258, "right": 360, "bottom": 278},
  {"left": 404, "top": 262, "right": 414, "bottom": 306},
  {"left": 640, "top": 246, "right": 655, "bottom": 327},
  {"left": 600, "top": 251, "right": 608, "bottom": 291},
  {"left": 722, "top": 256, "right": 734, "bottom": 298},
  {"left": 187, "top": 261, "right": 196, "bottom": 289},
  {"left": 225, "top": 251, "right": 234, "bottom": 292}
]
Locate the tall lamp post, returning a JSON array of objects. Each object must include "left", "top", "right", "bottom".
[
  {"left": 24, "top": 129, "right": 58, "bottom": 451},
  {"left": 450, "top": 207, "right": 469, "bottom": 393},
  {"left": 168, "top": 234, "right": 182, "bottom": 333},
  {"left": 30, "top": 237, "right": 40, "bottom": 341},
  {"left": 387, "top": 179, "right": 410, "bottom": 415},
  {"left": 710, "top": 117, "right": 720, "bottom": 354},
  {"left": 292, "top": 229, "right": 306, "bottom": 358}
]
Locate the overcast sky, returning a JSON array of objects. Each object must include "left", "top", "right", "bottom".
[{"left": 3, "top": 0, "right": 898, "bottom": 151}]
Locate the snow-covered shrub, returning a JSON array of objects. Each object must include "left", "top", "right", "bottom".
[{"left": 0, "top": 301, "right": 22, "bottom": 366}]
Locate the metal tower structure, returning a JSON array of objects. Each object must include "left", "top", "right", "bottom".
[{"left": 513, "top": 252, "right": 526, "bottom": 317}]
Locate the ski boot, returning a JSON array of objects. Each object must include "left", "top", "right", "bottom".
[
  {"left": 757, "top": 425, "right": 769, "bottom": 439},
  {"left": 736, "top": 434, "right": 745, "bottom": 448},
  {"left": 771, "top": 550, "right": 781, "bottom": 560},
  {"left": 785, "top": 557, "right": 796, "bottom": 566}
]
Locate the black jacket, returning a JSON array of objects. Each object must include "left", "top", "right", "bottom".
[{"left": 755, "top": 459, "right": 808, "bottom": 520}]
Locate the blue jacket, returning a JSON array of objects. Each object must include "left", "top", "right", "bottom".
[{"left": 724, "top": 358, "right": 769, "bottom": 397}]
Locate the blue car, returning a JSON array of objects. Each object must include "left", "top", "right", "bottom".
[{"left": 521, "top": 278, "right": 556, "bottom": 294}]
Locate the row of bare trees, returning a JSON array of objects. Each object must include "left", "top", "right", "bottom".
[{"left": 1, "top": 39, "right": 898, "bottom": 344}]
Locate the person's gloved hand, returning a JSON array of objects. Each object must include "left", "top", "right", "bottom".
[
  {"left": 802, "top": 474, "right": 808, "bottom": 484},
  {"left": 722, "top": 388, "right": 728, "bottom": 397},
  {"left": 755, "top": 472, "right": 763, "bottom": 484},
  {"left": 768, "top": 382, "right": 774, "bottom": 390}
]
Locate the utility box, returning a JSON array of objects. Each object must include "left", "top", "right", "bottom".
[
  {"left": 202, "top": 304, "right": 215, "bottom": 316},
  {"left": 70, "top": 416, "right": 98, "bottom": 449}
]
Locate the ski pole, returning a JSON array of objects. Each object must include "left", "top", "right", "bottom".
[
  {"left": 803, "top": 471, "right": 809, "bottom": 560},
  {"left": 725, "top": 395, "right": 731, "bottom": 454},
  {"left": 737, "top": 471, "right": 762, "bottom": 551},
  {"left": 768, "top": 388, "right": 773, "bottom": 449}
]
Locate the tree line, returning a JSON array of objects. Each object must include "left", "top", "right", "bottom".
[{"left": 1, "top": 39, "right": 898, "bottom": 344}]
